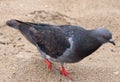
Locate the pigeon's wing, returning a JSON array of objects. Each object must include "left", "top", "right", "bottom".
[
  {"left": 7, "top": 20, "right": 70, "bottom": 58},
  {"left": 33, "top": 25, "right": 71, "bottom": 58}
]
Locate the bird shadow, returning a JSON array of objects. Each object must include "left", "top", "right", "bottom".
[
  {"left": 14, "top": 56, "right": 101, "bottom": 82},
  {"left": 31, "top": 58, "right": 95, "bottom": 82}
]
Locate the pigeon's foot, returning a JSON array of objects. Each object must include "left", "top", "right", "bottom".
[
  {"left": 44, "top": 59, "right": 52, "bottom": 71},
  {"left": 59, "top": 65, "right": 73, "bottom": 80}
]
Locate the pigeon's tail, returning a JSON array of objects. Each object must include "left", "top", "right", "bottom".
[
  {"left": 7, "top": 19, "right": 37, "bottom": 45},
  {"left": 6, "top": 19, "right": 26, "bottom": 30}
]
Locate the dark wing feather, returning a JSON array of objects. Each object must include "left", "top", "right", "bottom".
[{"left": 34, "top": 26, "right": 70, "bottom": 58}]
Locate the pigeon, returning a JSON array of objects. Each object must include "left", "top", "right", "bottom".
[{"left": 6, "top": 19, "right": 115, "bottom": 80}]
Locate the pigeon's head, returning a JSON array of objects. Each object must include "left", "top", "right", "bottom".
[
  {"left": 93, "top": 28, "right": 115, "bottom": 45},
  {"left": 6, "top": 19, "right": 21, "bottom": 30}
]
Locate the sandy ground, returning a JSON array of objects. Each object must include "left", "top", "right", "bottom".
[{"left": 0, "top": 0, "right": 120, "bottom": 82}]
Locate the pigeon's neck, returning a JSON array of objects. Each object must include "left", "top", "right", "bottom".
[{"left": 89, "top": 29, "right": 104, "bottom": 44}]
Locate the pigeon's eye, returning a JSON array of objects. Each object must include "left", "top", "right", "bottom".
[{"left": 102, "top": 35, "right": 106, "bottom": 39}]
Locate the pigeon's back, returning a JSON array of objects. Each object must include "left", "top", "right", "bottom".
[{"left": 6, "top": 19, "right": 58, "bottom": 45}]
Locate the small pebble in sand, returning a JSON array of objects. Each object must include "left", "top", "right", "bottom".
[{"left": 113, "top": 71, "right": 119, "bottom": 75}]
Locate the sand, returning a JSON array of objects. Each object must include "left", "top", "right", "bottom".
[{"left": 0, "top": 0, "right": 120, "bottom": 82}]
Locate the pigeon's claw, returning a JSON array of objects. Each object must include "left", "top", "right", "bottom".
[
  {"left": 59, "top": 66, "right": 73, "bottom": 80},
  {"left": 44, "top": 59, "right": 52, "bottom": 71}
]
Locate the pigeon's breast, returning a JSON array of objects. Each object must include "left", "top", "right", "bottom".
[{"left": 73, "top": 33, "right": 102, "bottom": 60}]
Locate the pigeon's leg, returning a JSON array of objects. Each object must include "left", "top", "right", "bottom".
[
  {"left": 44, "top": 58, "right": 52, "bottom": 71},
  {"left": 59, "top": 64, "right": 73, "bottom": 80}
]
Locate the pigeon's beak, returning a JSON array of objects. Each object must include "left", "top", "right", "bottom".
[{"left": 109, "top": 39, "right": 115, "bottom": 46}]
